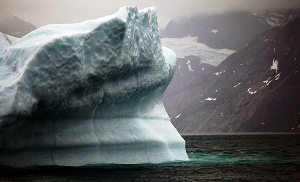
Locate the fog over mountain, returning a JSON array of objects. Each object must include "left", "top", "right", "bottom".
[{"left": 1, "top": 0, "right": 300, "bottom": 30}]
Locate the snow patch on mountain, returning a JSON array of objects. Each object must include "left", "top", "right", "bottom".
[
  {"left": 234, "top": 83, "right": 241, "bottom": 88},
  {"left": 210, "top": 29, "right": 219, "bottom": 34},
  {"left": 267, "top": 17, "right": 281, "bottom": 26},
  {"left": 186, "top": 60, "right": 194, "bottom": 71},
  {"left": 271, "top": 59, "right": 279, "bottom": 73},
  {"left": 174, "top": 113, "right": 181, "bottom": 118},
  {"left": 275, "top": 73, "right": 281, "bottom": 80},
  {"left": 205, "top": 97, "right": 216, "bottom": 101},
  {"left": 262, "top": 77, "right": 273, "bottom": 85},
  {"left": 247, "top": 88, "right": 257, "bottom": 94},
  {"left": 255, "top": 11, "right": 300, "bottom": 27}
]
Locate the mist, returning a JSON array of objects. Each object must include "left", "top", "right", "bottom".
[{"left": 1, "top": 0, "right": 300, "bottom": 29}]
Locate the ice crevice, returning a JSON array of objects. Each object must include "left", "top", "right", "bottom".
[{"left": 0, "top": 6, "right": 188, "bottom": 167}]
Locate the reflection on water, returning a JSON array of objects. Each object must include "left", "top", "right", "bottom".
[{"left": 1, "top": 134, "right": 300, "bottom": 181}]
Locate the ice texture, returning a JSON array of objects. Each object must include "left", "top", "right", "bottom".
[{"left": 0, "top": 6, "right": 188, "bottom": 167}]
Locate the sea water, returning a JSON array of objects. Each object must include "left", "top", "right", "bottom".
[{"left": 1, "top": 133, "right": 300, "bottom": 181}]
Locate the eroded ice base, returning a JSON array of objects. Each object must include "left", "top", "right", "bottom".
[
  {"left": 0, "top": 118, "right": 187, "bottom": 167},
  {"left": 0, "top": 87, "right": 188, "bottom": 167}
]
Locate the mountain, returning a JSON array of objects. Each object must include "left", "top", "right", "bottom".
[
  {"left": 161, "top": 37, "right": 235, "bottom": 118},
  {"left": 0, "top": 12, "right": 36, "bottom": 37},
  {"left": 254, "top": 9, "right": 300, "bottom": 27},
  {"left": 170, "top": 18, "right": 300, "bottom": 133},
  {"left": 162, "top": 11, "right": 272, "bottom": 51},
  {"left": 162, "top": 10, "right": 300, "bottom": 51},
  {"left": 163, "top": 55, "right": 214, "bottom": 118}
]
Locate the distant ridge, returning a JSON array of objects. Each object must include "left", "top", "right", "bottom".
[
  {"left": 0, "top": 12, "right": 36, "bottom": 37},
  {"left": 162, "top": 10, "right": 300, "bottom": 51},
  {"left": 162, "top": 11, "right": 272, "bottom": 51}
]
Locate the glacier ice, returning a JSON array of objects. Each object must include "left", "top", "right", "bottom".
[
  {"left": 0, "top": 6, "right": 188, "bottom": 167},
  {"left": 161, "top": 36, "right": 235, "bottom": 66}
]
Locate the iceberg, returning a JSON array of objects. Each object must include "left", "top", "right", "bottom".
[{"left": 0, "top": 6, "right": 188, "bottom": 167}]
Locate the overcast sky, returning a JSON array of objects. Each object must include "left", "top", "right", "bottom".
[{"left": 1, "top": 0, "right": 300, "bottom": 29}]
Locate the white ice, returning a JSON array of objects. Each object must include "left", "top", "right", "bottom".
[{"left": 0, "top": 6, "right": 188, "bottom": 167}]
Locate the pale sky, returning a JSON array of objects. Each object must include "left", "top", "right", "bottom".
[{"left": 1, "top": 0, "right": 300, "bottom": 29}]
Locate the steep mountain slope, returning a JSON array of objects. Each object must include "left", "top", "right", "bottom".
[
  {"left": 162, "top": 12, "right": 272, "bottom": 51},
  {"left": 161, "top": 38, "right": 234, "bottom": 117},
  {"left": 0, "top": 12, "right": 36, "bottom": 37},
  {"left": 171, "top": 18, "right": 300, "bottom": 133},
  {"left": 163, "top": 55, "right": 214, "bottom": 117},
  {"left": 255, "top": 9, "right": 300, "bottom": 27}
]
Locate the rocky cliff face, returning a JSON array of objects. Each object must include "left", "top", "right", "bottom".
[
  {"left": 170, "top": 18, "right": 300, "bottom": 132},
  {"left": 163, "top": 55, "right": 214, "bottom": 118}
]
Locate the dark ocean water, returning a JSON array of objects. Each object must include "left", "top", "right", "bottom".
[{"left": 1, "top": 134, "right": 300, "bottom": 181}]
